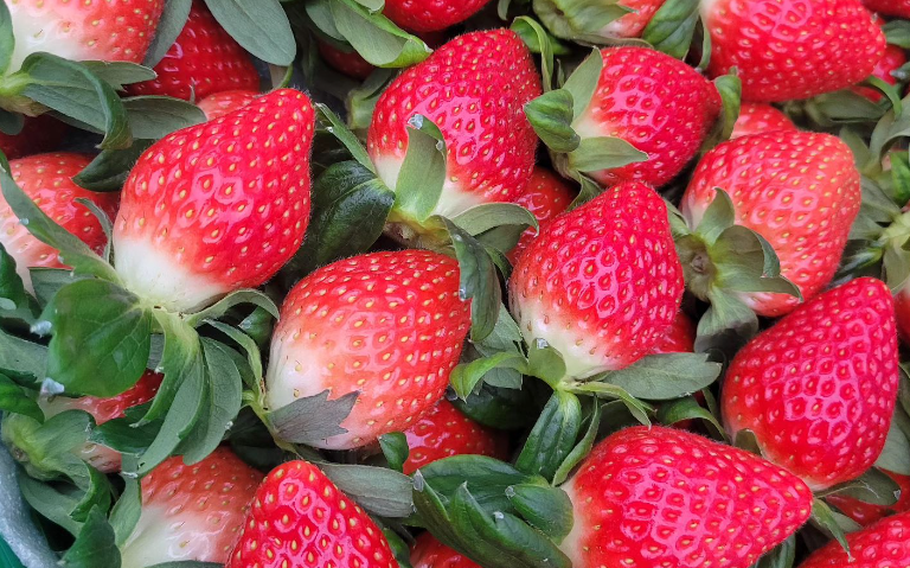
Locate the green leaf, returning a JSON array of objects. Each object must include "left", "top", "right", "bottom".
[
  {"left": 395, "top": 115, "right": 447, "bottom": 222},
  {"left": 0, "top": 373, "right": 43, "bottom": 422},
  {"left": 450, "top": 352, "right": 528, "bottom": 400},
  {"left": 875, "top": 415, "right": 910, "bottom": 475},
  {"left": 317, "top": 103, "right": 375, "bottom": 172},
  {"left": 657, "top": 395, "right": 726, "bottom": 439},
  {"left": 59, "top": 507, "right": 120, "bottom": 568},
  {"left": 320, "top": 463, "right": 413, "bottom": 518},
  {"left": 144, "top": 0, "right": 193, "bottom": 68},
  {"left": 595, "top": 353, "right": 722, "bottom": 401},
  {"left": 380, "top": 432, "right": 409, "bottom": 472},
  {"left": 751, "top": 536, "right": 796, "bottom": 568},
  {"left": 73, "top": 140, "right": 154, "bottom": 192},
  {"left": 525, "top": 89, "right": 580, "bottom": 153},
  {"left": 140, "top": 311, "right": 201, "bottom": 424},
  {"left": 123, "top": 96, "right": 205, "bottom": 139},
  {"left": 891, "top": 151, "right": 910, "bottom": 207},
  {"left": 811, "top": 498, "right": 853, "bottom": 557},
  {"left": 454, "top": 383, "right": 537, "bottom": 431},
  {"left": 507, "top": 484, "right": 574, "bottom": 543},
  {"left": 346, "top": 68, "right": 395, "bottom": 132},
  {"left": 440, "top": 218, "right": 501, "bottom": 342},
  {"left": 568, "top": 381, "right": 653, "bottom": 425},
  {"left": 552, "top": 400, "right": 601, "bottom": 485},
  {"left": 642, "top": 0, "right": 700, "bottom": 60},
  {"left": 526, "top": 339, "right": 567, "bottom": 386},
  {"left": 203, "top": 320, "right": 262, "bottom": 382},
  {"left": 822, "top": 468, "right": 901, "bottom": 507},
  {"left": 0, "top": 243, "right": 35, "bottom": 322},
  {"left": 81, "top": 61, "right": 157, "bottom": 90},
  {"left": 451, "top": 204, "right": 537, "bottom": 237},
  {"left": 416, "top": 455, "right": 541, "bottom": 511},
  {"left": 695, "top": 288, "right": 759, "bottom": 354},
  {"left": 701, "top": 74, "right": 742, "bottom": 150},
  {"left": 0, "top": 328, "right": 46, "bottom": 381},
  {"left": 515, "top": 390, "right": 582, "bottom": 481},
  {"left": 870, "top": 103, "right": 910, "bottom": 163},
  {"left": 562, "top": 49, "right": 604, "bottom": 119},
  {"left": 0, "top": 109, "right": 23, "bottom": 135},
  {"left": 330, "top": 0, "right": 432, "bottom": 68},
  {"left": 204, "top": 0, "right": 295, "bottom": 65},
  {"left": 531, "top": 0, "right": 630, "bottom": 43},
  {"left": 184, "top": 289, "right": 279, "bottom": 325},
  {"left": 568, "top": 136, "right": 648, "bottom": 173},
  {"left": 267, "top": 389, "right": 359, "bottom": 446},
  {"left": 109, "top": 475, "right": 141, "bottom": 547},
  {"left": 0, "top": 0, "right": 14, "bottom": 76},
  {"left": 511, "top": 16, "right": 566, "bottom": 91},
  {"left": 18, "top": 475, "right": 83, "bottom": 535},
  {"left": 471, "top": 305, "right": 525, "bottom": 390}
]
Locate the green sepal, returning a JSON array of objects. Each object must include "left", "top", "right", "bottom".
[
  {"left": 811, "top": 498, "right": 854, "bottom": 557},
  {"left": 590, "top": 353, "right": 722, "bottom": 401},
  {"left": 203, "top": 0, "right": 295, "bottom": 65},
  {"left": 73, "top": 140, "right": 155, "bottom": 192},
  {"left": 143, "top": 0, "right": 193, "bottom": 68},
  {"left": 506, "top": 484, "right": 574, "bottom": 542},
  {"left": 805, "top": 89, "right": 888, "bottom": 128},
  {"left": 319, "top": 463, "right": 414, "bottom": 518},
  {"left": 345, "top": 69, "right": 395, "bottom": 133},
  {"left": 567, "top": 136, "right": 648, "bottom": 173},
  {"left": 317, "top": 103, "right": 375, "bottom": 172},
  {"left": 0, "top": 243, "right": 37, "bottom": 323},
  {"left": 0, "top": 0, "right": 14, "bottom": 76},
  {"left": 869, "top": 98, "right": 910, "bottom": 164},
  {"left": 0, "top": 327, "right": 47, "bottom": 382},
  {"left": 751, "top": 536, "right": 797, "bottom": 568},
  {"left": 700, "top": 73, "right": 742, "bottom": 152},
  {"left": 468, "top": 305, "right": 526, "bottom": 390},
  {"left": 0, "top": 373, "right": 43, "bottom": 423},
  {"left": 820, "top": 468, "right": 901, "bottom": 507},
  {"left": 657, "top": 394, "right": 726, "bottom": 440},
  {"left": 325, "top": 0, "right": 432, "bottom": 68},
  {"left": 59, "top": 507, "right": 120, "bottom": 568},
  {"left": 81, "top": 61, "right": 156, "bottom": 91},
  {"left": 562, "top": 49, "right": 603, "bottom": 119},
  {"left": 531, "top": 0, "right": 631, "bottom": 43},
  {"left": 379, "top": 432, "right": 409, "bottom": 473},
  {"left": 451, "top": 204, "right": 538, "bottom": 238},
  {"left": 642, "top": 0, "right": 701, "bottom": 60},
  {"left": 0, "top": 108, "right": 23, "bottom": 135},
  {"left": 875, "top": 408, "right": 910, "bottom": 475},
  {"left": 566, "top": 381, "right": 652, "bottom": 425},
  {"left": 511, "top": 16, "right": 567, "bottom": 92},
  {"left": 515, "top": 390, "right": 582, "bottom": 481},
  {"left": 551, "top": 399, "right": 601, "bottom": 485},
  {"left": 526, "top": 339, "right": 567, "bottom": 386},
  {"left": 395, "top": 115, "right": 447, "bottom": 223},
  {"left": 122, "top": 96, "right": 205, "bottom": 140},
  {"left": 266, "top": 389, "right": 359, "bottom": 446},
  {"left": 525, "top": 89, "right": 580, "bottom": 153},
  {"left": 109, "top": 473, "right": 141, "bottom": 547},
  {"left": 450, "top": 352, "right": 528, "bottom": 400}
]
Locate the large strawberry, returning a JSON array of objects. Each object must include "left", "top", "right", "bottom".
[
  {"left": 853, "top": 43, "right": 907, "bottom": 103},
  {"left": 535, "top": 0, "right": 667, "bottom": 40},
  {"left": 704, "top": 0, "right": 886, "bottom": 102},
  {"left": 367, "top": 29, "right": 541, "bottom": 221},
  {"left": 0, "top": 116, "right": 67, "bottom": 160},
  {"left": 120, "top": 447, "right": 262, "bottom": 568},
  {"left": 126, "top": 0, "right": 259, "bottom": 101},
  {"left": 411, "top": 532, "right": 480, "bottom": 568},
  {"left": 382, "top": 0, "right": 491, "bottom": 32},
  {"left": 507, "top": 168, "right": 574, "bottom": 265},
  {"left": 722, "top": 278, "right": 899, "bottom": 490},
  {"left": 227, "top": 460, "right": 397, "bottom": 568},
  {"left": 112, "top": 88, "right": 314, "bottom": 313},
  {"left": 863, "top": 0, "right": 910, "bottom": 18},
  {"left": 827, "top": 470, "right": 910, "bottom": 526},
  {"left": 649, "top": 310, "right": 695, "bottom": 355},
  {"left": 560, "top": 426, "right": 812, "bottom": 568},
  {"left": 1, "top": 152, "right": 119, "bottom": 292},
  {"left": 266, "top": 250, "right": 471, "bottom": 450},
  {"left": 730, "top": 103, "right": 796, "bottom": 139},
  {"left": 509, "top": 181, "right": 684, "bottom": 380},
  {"left": 796, "top": 511, "right": 910, "bottom": 568},
  {"left": 196, "top": 89, "right": 259, "bottom": 121}
]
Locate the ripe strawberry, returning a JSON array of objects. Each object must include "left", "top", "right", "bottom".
[
  {"left": 649, "top": 310, "right": 695, "bottom": 355},
  {"left": 573, "top": 47, "right": 721, "bottom": 188},
  {"left": 853, "top": 43, "right": 907, "bottom": 103},
  {"left": 120, "top": 447, "right": 262, "bottom": 568},
  {"left": 681, "top": 131, "right": 861, "bottom": 316},
  {"left": 722, "top": 278, "right": 899, "bottom": 490},
  {"left": 507, "top": 168, "right": 574, "bottom": 265},
  {"left": 509, "top": 182, "right": 684, "bottom": 380},
  {"left": 704, "top": 0, "right": 886, "bottom": 102},
  {"left": 401, "top": 399, "right": 506, "bottom": 475},
  {"left": 266, "top": 250, "right": 471, "bottom": 450},
  {"left": 534, "top": 0, "right": 666, "bottom": 40},
  {"left": 196, "top": 89, "right": 259, "bottom": 121},
  {"left": 599, "top": 0, "right": 667, "bottom": 38},
  {"left": 318, "top": 41, "right": 375, "bottom": 80},
  {"left": 5, "top": 0, "right": 164, "bottom": 75},
  {"left": 227, "top": 460, "right": 397, "bottom": 568},
  {"left": 796, "top": 511, "right": 910, "bottom": 568},
  {"left": 729, "top": 103, "right": 796, "bottom": 139},
  {"left": 368, "top": 29, "right": 541, "bottom": 220},
  {"left": 560, "top": 426, "right": 812, "bottom": 568},
  {"left": 411, "top": 532, "right": 480, "bottom": 568},
  {"left": 112, "top": 88, "right": 315, "bottom": 313},
  {"left": 382, "top": 0, "right": 491, "bottom": 32},
  {"left": 863, "top": 0, "right": 910, "bottom": 18},
  {"left": 896, "top": 283, "right": 910, "bottom": 342},
  {"left": 827, "top": 470, "right": 910, "bottom": 527},
  {"left": 0, "top": 116, "right": 67, "bottom": 160},
  {"left": 1, "top": 152, "right": 119, "bottom": 292}
]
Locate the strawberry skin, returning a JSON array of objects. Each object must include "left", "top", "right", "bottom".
[
  {"left": 120, "top": 447, "right": 262, "bottom": 568},
  {"left": 382, "top": 0, "right": 491, "bottom": 32},
  {"left": 318, "top": 41, "right": 375, "bottom": 80},
  {"left": 227, "top": 460, "right": 397, "bottom": 568},
  {"left": 560, "top": 426, "right": 812, "bottom": 568},
  {"left": 797, "top": 511, "right": 910, "bottom": 568},
  {"left": 863, "top": 0, "right": 910, "bottom": 18},
  {"left": 126, "top": 0, "right": 259, "bottom": 101},
  {"left": 0, "top": 115, "right": 67, "bottom": 160},
  {"left": 113, "top": 88, "right": 314, "bottom": 313},
  {"left": 681, "top": 131, "right": 861, "bottom": 316},
  {"left": 509, "top": 182, "right": 684, "bottom": 379},
  {"left": 649, "top": 310, "right": 695, "bottom": 355},
  {"left": 411, "top": 532, "right": 480, "bottom": 568},
  {"left": 729, "top": 103, "right": 796, "bottom": 139},
  {"left": 507, "top": 168, "right": 574, "bottom": 265},
  {"left": 368, "top": 29, "right": 541, "bottom": 219},
  {"left": 573, "top": 47, "right": 721, "bottom": 188},
  {"left": 722, "top": 278, "right": 899, "bottom": 490},
  {"left": 853, "top": 43, "right": 907, "bottom": 103},
  {"left": 827, "top": 470, "right": 910, "bottom": 527},
  {"left": 704, "top": 0, "right": 886, "bottom": 102},
  {"left": 266, "top": 250, "right": 471, "bottom": 450},
  {"left": 196, "top": 89, "right": 259, "bottom": 121},
  {"left": 1, "top": 152, "right": 119, "bottom": 292}
]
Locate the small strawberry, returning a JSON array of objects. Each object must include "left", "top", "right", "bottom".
[
  {"left": 126, "top": 0, "right": 259, "bottom": 101},
  {"left": 704, "top": 0, "right": 886, "bottom": 102},
  {"left": 401, "top": 399, "right": 506, "bottom": 475},
  {"left": 796, "top": 511, "right": 910, "bottom": 568},
  {"left": 507, "top": 168, "right": 574, "bottom": 265},
  {"left": 853, "top": 43, "right": 907, "bottom": 102},
  {"left": 827, "top": 470, "right": 910, "bottom": 527},
  {"left": 560, "top": 426, "right": 812, "bottom": 568},
  {"left": 1, "top": 152, "right": 119, "bottom": 292},
  {"left": 535, "top": 0, "right": 667, "bottom": 40},
  {"left": 722, "top": 278, "right": 899, "bottom": 490},
  {"left": 509, "top": 182, "right": 684, "bottom": 380},
  {"left": 196, "top": 89, "right": 259, "bottom": 121},
  {"left": 318, "top": 41, "right": 375, "bottom": 80},
  {"left": 112, "top": 88, "right": 315, "bottom": 313},
  {"left": 368, "top": 29, "right": 541, "bottom": 220},
  {"left": 382, "top": 0, "right": 491, "bottom": 32},
  {"left": 681, "top": 131, "right": 861, "bottom": 316},
  {"left": 120, "top": 447, "right": 263, "bottom": 568},
  {"left": 227, "top": 460, "right": 397, "bottom": 568},
  {"left": 649, "top": 310, "right": 695, "bottom": 355},
  {"left": 411, "top": 532, "right": 480, "bottom": 568},
  {"left": 729, "top": 103, "right": 796, "bottom": 139},
  {"left": 0, "top": 115, "right": 67, "bottom": 160},
  {"left": 863, "top": 0, "right": 910, "bottom": 18},
  {"left": 266, "top": 250, "right": 471, "bottom": 450}
]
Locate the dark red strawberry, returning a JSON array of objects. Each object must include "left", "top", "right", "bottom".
[
  {"left": 196, "top": 89, "right": 259, "bottom": 121},
  {"left": 318, "top": 41, "right": 375, "bottom": 80},
  {"left": 0, "top": 116, "right": 67, "bottom": 160},
  {"left": 730, "top": 103, "right": 796, "bottom": 139},
  {"left": 863, "top": 0, "right": 910, "bottom": 18},
  {"left": 112, "top": 88, "right": 315, "bottom": 313},
  {"left": 827, "top": 470, "right": 910, "bottom": 526},
  {"left": 796, "top": 511, "right": 910, "bottom": 568},
  {"left": 411, "top": 532, "right": 480, "bottom": 568},
  {"left": 382, "top": 0, "right": 491, "bottom": 32},
  {"left": 853, "top": 43, "right": 907, "bottom": 102},
  {"left": 507, "top": 168, "right": 574, "bottom": 265},
  {"left": 722, "top": 278, "right": 899, "bottom": 490},
  {"left": 649, "top": 310, "right": 695, "bottom": 355}
]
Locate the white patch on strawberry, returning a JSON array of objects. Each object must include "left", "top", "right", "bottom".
[
  {"left": 6, "top": 6, "right": 89, "bottom": 75},
  {"left": 119, "top": 506, "right": 229, "bottom": 568}
]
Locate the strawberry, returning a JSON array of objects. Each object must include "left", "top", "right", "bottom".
[
  {"left": 853, "top": 43, "right": 907, "bottom": 103},
  {"left": 509, "top": 182, "right": 684, "bottom": 380},
  {"left": 722, "top": 278, "right": 900, "bottom": 490},
  {"left": 896, "top": 283, "right": 910, "bottom": 342},
  {"left": 266, "top": 250, "right": 471, "bottom": 450},
  {"left": 681, "top": 131, "right": 861, "bottom": 316},
  {"left": 367, "top": 29, "right": 541, "bottom": 220},
  {"left": 381, "top": 0, "right": 491, "bottom": 33},
  {"left": 827, "top": 470, "right": 910, "bottom": 527},
  {"left": 599, "top": 0, "right": 667, "bottom": 38},
  {"left": 120, "top": 447, "right": 262, "bottom": 568},
  {"left": 411, "top": 532, "right": 480, "bottom": 568},
  {"left": 318, "top": 41, "right": 375, "bottom": 80},
  {"left": 401, "top": 399, "right": 506, "bottom": 475},
  {"left": 559, "top": 426, "right": 812, "bottom": 568},
  {"left": 704, "top": 0, "right": 886, "bottom": 102},
  {"left": 1, "top": 152, "right": 119, "bottom": 292},
  {"left": 126, "top": 0, "right": 259, "bottom": 101},
  {"left": 863, "top": 0, "right": 910, "bottom": 18},
  {"left": 649, "top": 310, "right": 695, "bottom": 355},
  {"left": 196, "top": 89, "right": 259, "bottom": 121},
  {"left": 0, "top": 115, "right": 67, "bottom": 160},
  {"left": 729, "top": 103, "right": 796, "bottom": 139},
  {"left": 112, "top": 88, "right": 315, "bottom": 313},
  {"left": 572, "top": 47, "right": 722, "bottom": 188},
  {"left": 506, "top": 168, "right": 574, "bottom": 265},
  {"left": 796, "top": 511, "right": 910, "bottom": 568},
  {"left": 5, "top": 0, "right": 164, "bottom": 75},
  {"left": 227, "top": 459, "right": 397, "bottom": 568},
  {"left": 534, "top": 0, "right": 666, "bottom": 40}
]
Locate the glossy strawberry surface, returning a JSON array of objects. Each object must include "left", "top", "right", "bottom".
[
  {"left": 411, "top": 532, "right": 480, "bottom": 568},
  {"left": 853, "top": 43, "right": 907, "bottom": 103},
  {"left": 507, "top": 168, "right": 574, "bottom": 265},
  {"left": 382, "top": 0, "right": 491, "bottom": 32},
  {"left": 797, "top": 511, "right": 910, "bottom": 568},
  {"left": 729, "top": 103, "right": 796, "bottom": 139},
  {"left": 196, "top": 89, "right": 259, "bottom": 121}
]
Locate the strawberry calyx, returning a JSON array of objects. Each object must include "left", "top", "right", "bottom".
[{"left": 532, "top": 0, "right": 633, "bottom": 42}]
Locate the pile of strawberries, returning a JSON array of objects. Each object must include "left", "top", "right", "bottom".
[{"left": 2, "top": 0, "right": 910, "bottom": 567}]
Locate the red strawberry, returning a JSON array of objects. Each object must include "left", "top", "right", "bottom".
[
  {"left": 120, "top": 447, "right": 262, "bottom": 568},
  {"left": 827, "top": 470, "right": 910, "bottom": 527},
  {"left": 411, "top": 532, "right": 479, "bottom": 568},
  {"left": 600, "top": 0, "right": 667, "bottom": 38},
  {"left": 509, "top": 182, "right": 684, "bottom": 379},
  {"left": 112, "top": 88, "right": 315, "bottom": 313},
  {"left": 681, "top": 131, "right": 861, "bottom": 316},
  {"left": 266, "top": 250, "right": 471, "bottom": 450},
  {"left": 704, "top": 0, "right": 886, "bottom": 102},
  {"left": 534, "top": 0, "right": 666, "bottom": 40},
  {"left": 573, "top": 47, "right": 721, "bottom": 188},
  {"left": 227, "top": 460, "right": 397, "bottom": 568},
  {"left": 722, "top": 278, "right": 899, "bottom": 490},
  {"left": 318, "top": 41, "right": 375, "bottom": 80},
  {"left": 729, "top": 103, "right": 796, "bottom": 139},
  {"left": 1, "top": 152, "right": 119, "bottom": 292},
  {"left": 0, "top": 116, "right": 67, "bottom": 160},
  {"left": 896, "top": 283, "right": 910, "bottom": 342},
  {"left": 796, "top": 511, "right": 910, "bottom": 568},
  {"left": 196, "top": 89, "right": 259, "bottom": 121},
  {"left": 853, "top": 43, "right": 907, "bottom": 102},
  {"left": 507, "top": 168, "right": 574, "bottom": 265},
  {"left": 560, "top": 426, "right": 812, "bottom": 568},
  {"left": 5, "top": 0, "right": 164, "bottom": 74},
  {"left": 649, "top": 310, "right": 695, "bottom": 355},
  {"left": 126, "top": 0, "right": 259, "bottom": 101},
  {"left": 863, "top": 0, "right": 910, "bottom": 18},
  {"left": 381, "top": 0, "right": 491, "bottom": 32},
  {"left": 368, "top": 29, "right": 541, "bottom": 220},
  {"left": 401, "top": 399, "right": 506, "bottom": 475}
]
